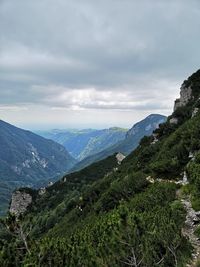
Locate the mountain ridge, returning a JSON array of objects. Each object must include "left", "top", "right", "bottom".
[
  {"left": 0, "top": 119, "right": 76, "bottom": 215},
  {"left": 70, "top": 113, "right": 166, "bottom": 172},
  {"left": 36, "top": 127, "right": 128, "bottom": 161}
]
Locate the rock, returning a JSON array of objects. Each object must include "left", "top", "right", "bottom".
[
  {"left": 116, "top": 152, "right": 126, "bottom": 165},
  {"left": 38, "top": 187, "right": 46, "bottom": 195},
  {"left": 195, "top": 211, "right": 200, "bottom": 217},
  {"left": 10, "top": 190, "right": 32, "bottom": 216},
  {"left": 189, "top": 152, "right": 194, "bottom": 159},
  {"left": 146, "top": 176, "right": 155, "bottom": 183},
  {"left": 182, "top": 171, "right": 189, "bottom": 185},
  {"left": 189, "top": 151, "right": 195, "bottom": 162},
  {"left": 151, "top": 133, "right": 159, "bottom": 145},
  {"left": 47, "top": 181, "right": 53, "bottom": 187},
  {"left": 169, "top": 117, "right": 179, "bottom": 124},
  {"left": 192, "top": 108, "right": 199, "bottom": 118},
  {"left": 174, "top": 84, "right": 192, "bottom": 112}
]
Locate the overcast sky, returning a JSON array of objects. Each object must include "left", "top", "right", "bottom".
[{"left": 0, "top": 0, "right": 200, "bottom": 130}]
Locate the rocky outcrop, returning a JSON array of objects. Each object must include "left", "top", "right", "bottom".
[
  {"left": 192, "top": 108, "right": 199, "bottom": 118},
  {"left": 181, "top": 199, "right": 200, "bottom": 267},
  {"left": 38, "top": 187, "right": 46, "bottom": 195},
  {"left": 116, "top": 152, "right": 126, "bottom": 165},
  {"left": 10, "top": 190, "right": 32, "bottom": 216},
  {"left": 151, "top": 133, "right": 159, "bottom": 145},
  {"left": 182, "top": 171, "right": 189, "bottom": 185},
  {"left": 174, "top": 84, "right": 193, "bottom": 111},
  {"left": 169, "top": 117, "right": 179, "bottom": 124}
]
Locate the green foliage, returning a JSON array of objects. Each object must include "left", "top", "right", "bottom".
[
  {"left": 187, "top": 152, "right": 200, "bottom": 211},
  {"left": 1, "top": 183, "right": 188, "bottom": 267},
  {"left": 0, "top": 119, "right": 77, "bottom": 215},
  {"left": 194, "top": 225, "right": 200, "bottom": 239},
  {"left": 3, "top": 71, "right": 200, "bottom": 266}
]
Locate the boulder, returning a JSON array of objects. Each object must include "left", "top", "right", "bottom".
[{"left": 10, "top": 190, "right": 32, "bottom": 216}]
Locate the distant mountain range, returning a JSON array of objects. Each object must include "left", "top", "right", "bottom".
[
  {"left": 0, "top": 120, "right": 76, "bottom": 215},
  {"left": 36, "top": 127, "right": 128, "bottom": 161},
  {"left": 0, "top": 114, "right": 166, "bottom": 215},
  {"left": 71, "top": 114, "right": 167, "bottom": 172}
]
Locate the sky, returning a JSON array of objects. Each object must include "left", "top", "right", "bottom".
[{"left": 0, "top": 0, "right": 200, "bottom": 130}]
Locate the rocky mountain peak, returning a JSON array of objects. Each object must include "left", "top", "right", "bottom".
[{"left": 126, "top": 114, "right": 166, "bottom": 139}]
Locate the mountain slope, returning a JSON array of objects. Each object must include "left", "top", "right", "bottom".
[
  {"left": 71, "top": 114, "right": 166, "bottom": 172},
  {"left": 0, "top": 120, "right": 76, "bottom": 215},
  {"left": 2, "top": 70, "right": 200, "bottom": 266},
  {"left": 37, "top": 127, "right": 127, "bottom": 161}
]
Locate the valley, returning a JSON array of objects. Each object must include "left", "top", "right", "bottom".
[
  {"left": 1, "top": 70, "right": 200, "bottom": 266},
  {"left": 0, "top": 120, "right": 76, "bottom": 216}
]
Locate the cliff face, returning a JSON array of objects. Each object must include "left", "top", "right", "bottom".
[
  {"left": 174, "top": 83, "right": 193, "bottom": 111},
  {"left": 9, "top": 190, "right": 33, "bottom": 217}
]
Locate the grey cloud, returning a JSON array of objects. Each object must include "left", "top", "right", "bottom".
[{"left": 0, "top": 0, "right": 200, "bottom": 125}]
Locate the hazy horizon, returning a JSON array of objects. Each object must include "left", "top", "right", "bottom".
[
  {"left": 1, "top": 0, "right": 200, "bottom": 129},
  {"left": 1, "top": 112, "right": 167, "bottom": 132}
]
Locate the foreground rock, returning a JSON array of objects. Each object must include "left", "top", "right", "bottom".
[
  {"left": 9, "top": 190, "right": 33, "bottom": 217},
  {"left": 181, "top": 199, "right": 200, "bottom": 267}
]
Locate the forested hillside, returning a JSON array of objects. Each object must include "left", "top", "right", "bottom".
[
  {"left": 37, "top": 127, "right": 127, "bottom": 161},
  {"left": 71, "top": 114, "right": 166, "bottom": 172},
  {"left": 1, "top": 70, "right": 200, "bottom": 266},
  {"left": 0, "top": 120, "right": 76, "bottom": 216}
]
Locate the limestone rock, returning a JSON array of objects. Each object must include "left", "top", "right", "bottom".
[
  {"left": 174, "top": 84, "right": 192, "bottom": 112},
  {"left": 169, "top": 117, "right": 179, "bottom": 124},
  {"left": 116, "top": 152, "right": 126, "bottom": 165},
  {"left": 47, "top": 181, "right": 53, "bottom": 187},
  {"left": 151, "top": 133, "right": 159, "bottom": 145},
  {"left": 192, "top": 108, "right": 199, "bottom": 118},
  {"left": 182, "top": 171, "right": 189, "bottom": 185},
  {"left": 146, "top": 176, "right": 155, "bottom": 183},
  {"left": 38, "top": 187, "right": 46, "bottom": 195},
  {"left": 10, "top": 190, "right": 32, "bottom": 216}
]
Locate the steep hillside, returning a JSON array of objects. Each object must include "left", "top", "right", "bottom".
[
  {"left": 71, "top": 114, "right": 166, "bottom": 172},
  {"left": 1, "top": 70, "right": 200, "bottom": 266},
  {"left": 37, "top": 127, "right": 127, "bottom": 161},
  {"left": 0, "top": 120, "right": 76, "bottom": 215}
]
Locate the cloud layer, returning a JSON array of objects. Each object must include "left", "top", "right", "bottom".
[{"left": 0, "top": 0, "right": 200, "bottom": 128}]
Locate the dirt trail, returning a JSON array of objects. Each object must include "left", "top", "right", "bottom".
[
  {"left": 181, "top": 199, "right": 200, "bottom": 267},
  {"left": 146, "top": 176, "right": 200, "bottom": 266}
]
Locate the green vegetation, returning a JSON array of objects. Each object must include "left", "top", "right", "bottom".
[
  {"left": 0, "top": 120, "right": 76, "bottom": 216},
  {"left": 1, "top": 70, "right": 200, "bottom": 266},
  {"left": 37, "top": 127, "right": 128, "bottom": 161},
  {"left": 72, "top": 114, "right": 166, "bottom": 172}
]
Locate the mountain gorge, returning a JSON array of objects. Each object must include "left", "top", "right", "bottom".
[
  {"left": 36, "top": 127, "right": 128, "bottom": 161},
  {"left": 0, "top": 120, "right": 76, "bottom": 215},
  {"left": 1, "top": 70, "right": 200, "bottom": 266}
]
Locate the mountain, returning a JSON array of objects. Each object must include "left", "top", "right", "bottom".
[
  {"left": 2, "top": 70, "right": 200, "bottom": 266},
  {"left": 35, "top": 128, "right": 96, "bottom": 159},
  {"left": 36, "top": 127, "right": 127, "bottom": 161},
  {"left": 0, "top": 120, "right": 76, "bottom": 215},
  {"left": 71, "top": 114, "right": 166, "bottom": 172}
]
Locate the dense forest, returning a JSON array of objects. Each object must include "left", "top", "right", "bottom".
[{"left": 1, "top": 70, "right": 200, "bottom": 266}]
